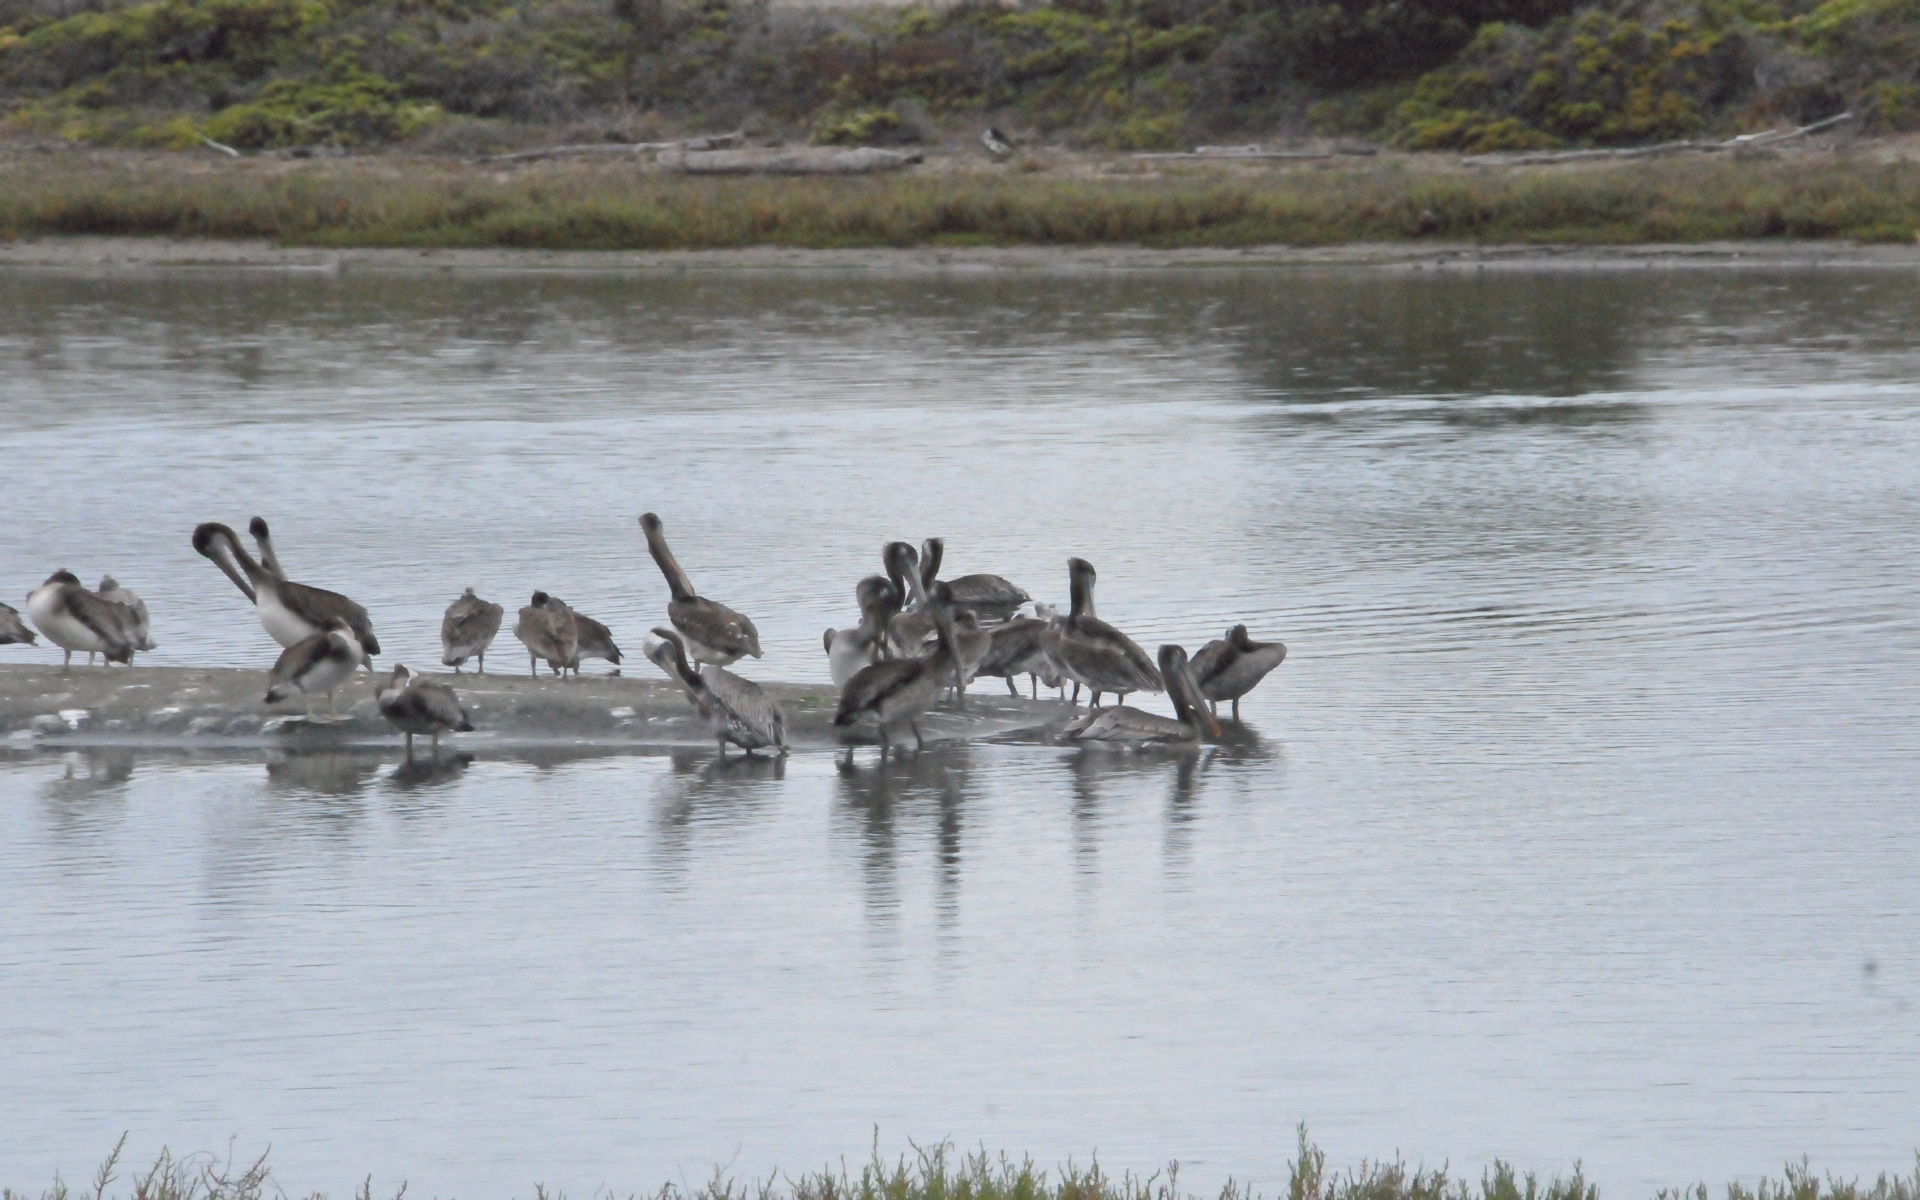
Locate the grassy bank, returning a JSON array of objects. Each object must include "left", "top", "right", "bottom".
[
  {"left": 2, "top": 151, "right": 1920, "bottom": 249},
  {"left": 7, "top": 1132, "right": 1919, "bottom": 1200}
]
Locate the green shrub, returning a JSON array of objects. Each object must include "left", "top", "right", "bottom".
[
  {"left": 204, "top": 74, "right": 442, "bottom": 147},
  {"left": 811, "top": 105, "right": 910, "bottom": 145}
]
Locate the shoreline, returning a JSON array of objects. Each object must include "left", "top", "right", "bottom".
[{"left": 6, "top": 236, "right": 1920, "bottom": 274}]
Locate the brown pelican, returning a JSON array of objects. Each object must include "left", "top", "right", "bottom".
[
  {"left": 883, "top": 541, "right": 939, "bottom": 657},
  {"left": 513, "top": 591, "right": 577, "bottom": 678},
  {"left": 192, "top": 522, "right": 379, "bottom": 656},
  {"left": 264, "top": 617, "right": 368, "bottom": 722},
  {"left": 973, "top": 613, "right": 1054, "bottom": 698},
  {"left": 26, "top": 570, "right": 135, "bottom": 669},
  {"left": 1189, "top": 625, "right": 1288, "bottom": 720},
  {"left": 0, "top": 600, "right": 38, "bottom": 648},
  {"left": 949, "top": 609, "right": 992, "bottom": 698},
  {"left": 441, "top": 588, "right": 503, "bottom": 673},
  {"left": 377, "top": 664, "right": 475, "bottom": 753},
  {"left": 918, "top": 537, "right": 1030, "bottom": 618},
  {"left": 248, "top": 517, "right": 289, "bottom": 580},
  {"left": 96, "top": 576, "right": 156, "bottom": 660},
  {"left": 836, "top": 580, "right": 967, "bottom": 756},
  {"left": 567, "top": 609, "right": 624, "bottom": 675},
  {"left": 1063, "top": 645, "right": 1219, "bottom": 747},
  {"left": 639, "top": 513, "right": 761, "bottom": 667},
  {"left": 646, "top": 627, "right": 788, "bottom": 757},
  {"left": 1044, "top": 558, "right": 1162, "bottom": 708},
  {"left": 825, "top": 575, "right": 899, "bottom": 687}
]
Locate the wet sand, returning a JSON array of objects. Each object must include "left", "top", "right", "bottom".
[{"left": 0, "top": 663, "right": 1072, "bottom": 750}]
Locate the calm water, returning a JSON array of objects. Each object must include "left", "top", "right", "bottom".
[{"left": 2, "top": 266, "right": 1918, "bottom": 1199}]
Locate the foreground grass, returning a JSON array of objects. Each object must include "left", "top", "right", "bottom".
[
  {"left": 3, "top": 154, "right": 1920, "bottom": 249},
  {"left": 7, "top": 1130, "right": 1919, "bottom": 1200}
]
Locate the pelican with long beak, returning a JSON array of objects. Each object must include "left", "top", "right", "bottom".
[
  {"left": 1063, "top": 645, "right": 1220, "bottom": 746},
  {"left": 192, "top": 521, "right": 379, "bottom": 656},
  {"left": 883, "top": 541, "right": 939, "bottom": 657},
  {"left": 918, "top": 537, "right": 1031, "bottom": 618},
  {"left": 264, "top": 617, "right": 368, "bottom": 723},
  {"left": 825, "top": 575, "right": 900, "bottom": 687},
  {"left": 647, "top": 627, "right": 788, "bottom": 758},
  {"left": 1189, "top": 624, "right": 1288, "bottom": 720},
  {"left": 836, "top": 580, "right": 968, "bottom": 757},
  {"left": 1043, "top": 557, "right": 1161, "bottom": 707},
  {"left": 377, "top": 664, "right": 475, "bottom": 753},
  {"left": 26, "top": 570, "right": 135, "bottom": 669},
  {"left": 639, "top": 512, "right": 761, "bottom": 667}
]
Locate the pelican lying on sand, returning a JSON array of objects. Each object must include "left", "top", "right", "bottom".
[
  {"left": 640, "top": 512, "right": 761, "bottom": 667},
  {"left": 825, "top": 575, "right": 900, "bottom": 687},
  {"left": 1189, "top": 624, "right": 1288, "bottom": 720},
  {"left": 193, "top": 521, "right": 379, "bottom": 655},
  {"left": 441, "top": 588, "right": 503, "bottom": 673},
  {"left": 1063, "top": 644, "right": 1219, "bottom": 747},
  {"left": 647, "top": 627, "right": 787, "bottom": 757},
  {"left": 264, "top": 617, "right": 369, "bottom": 722},
  {"left": 27, "top": 570, "right": 136, "bottom": 669},
  {"left": 513, "top": 591, "right": 577, "bottom": 678},
  {"left": 1044, "top": 558, "right": 1161, "bottom": 708},
  {"left": 96, "top": 576, "right": 156, "bottom": 660},
  {"left": 0, "top": 600, "right": 38, "bottom": 647},
  {"left": 836, "top": 580, "right": 966, "bottom": 755},
  {"left": 377, "top": 664, "right": 474, "bottom": 753}
]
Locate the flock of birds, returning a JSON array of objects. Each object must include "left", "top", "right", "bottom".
[{"left": 1, "top": 512, "right": 1288, "bottom": 760}]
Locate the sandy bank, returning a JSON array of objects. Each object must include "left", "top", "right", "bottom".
[
  {"left": 0, "top": 664, "right": 1072, "bottom": 750},
  {"left": 4, "top": 236, "right": 1920, "bottom": 275}
]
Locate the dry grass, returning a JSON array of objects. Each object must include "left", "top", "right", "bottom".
[{"left": 1, "top": 149, "right": 1919, "bottom": 248}]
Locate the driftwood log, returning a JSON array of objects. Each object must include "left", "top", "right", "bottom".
[
  {"left": 661, "top": 146, "right": 924, "bottom": 175},
  {"left": 1461, "top": 111, "right": 1855, "bottom": 167},
  {"left": 485, "top": 130, "right": 744, "bottom": 164},
  {"left": 1132, "top": 144, "right": 1378, "bottom": 161}
]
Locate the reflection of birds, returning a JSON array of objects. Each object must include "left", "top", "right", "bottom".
[
  {"left": 646, "top": 627, "right": 787, "bottom": 758},
  {"left": 193, "top": 521, "right": 379, "bottom": 655},
  {"left": 513, "top": 591, "right": 577, "bottom": 678},
  {"left": 441, "top": 588, "right": 503, "bottom": 673},
  {"left": 0, "top": 600, "right": 38, "bottom": 647},
  {"left": 982, "top": 127, "right": 1013, "bottom": 160},
  {"left": 377, "top": 664, "right": 474, "bottom": 753},
  {"left": 264, "top": 617, "right": 368, "bottom": 722},
  {"left": 1188, "top": 624, "right": 1288, "bottom": 720},
  {"left": 1064, "top": 644, "right": 1218, "bottom": 747},
  {"left": 95, "top": 575, "right": 156, "bottom": 658},
  {"left": 26, "top": 569, "right": 135, "bottom": 669},
  {"left": 1044, "top": 558, "right": 1161, "bottom": 707},
  {"left": 639, "top": 512, "right": 761, "bottom": 667},
  {"left": 837, "top": 580, "right": 965, "bottom": 756},
  {"left": 389, "top": 750, "right": 474, "bottom": 790},
  {"left": 264, "top": 749, "right": 379, "bottom": 797}
]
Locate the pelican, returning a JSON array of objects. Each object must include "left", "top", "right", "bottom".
[
  {"left": 377, "top": 664, "right": 475, "bottom": 753},
  {"left": 918, "top": 537, "right": 1030, "bottom": 618},
  {"left": 264, "top": 617, "right": 368, "bottom": 722},
  {"left": 949, "top": 609, "right": 991, "bottom": 698},
  {"left": 825, "top": 575, "right": 899, "bottom": 687},
  {"left": 1189, "top": 624, "right": 1288, "bottom": 720},
  {"left": 835, "top": 580, "right": 967, "bottom": 756},
  {"left": 192, "top": 521, "right": 379, "bottom": 656},
  {"left": 1063, "top": 645, "right": 1219, "bottom": 747},
  {"left": 567, "top": 609, "right": 624, "bottom": 675},
  {"left": 513, "top": 591, "right": 577, "bottom": 678},
  {"left": 441, "top": 588, "right": 503, "bottom": 674},
  {"left": 647, "top": 627, "right": 788, "bottom": 758},
  {"left": 26, "top": 570, "right": 135, "bottom": 669},
  {"left": 0, "top": 600, "right": 39, "bottom": 647},
  {"left": 639, "top": 512, "right": 761, "bottom": 667},
  {"left": 982, "top": 126, "right": 1013, "bottom": 160},
  {"left": 248, "top": 517, "right": 288, "bottom": 579},
  {"left": 973, "top": 613, "right": 1054, "bottom": 698},
  {"left": 96, "top": 575, "right": 156, "bottom": 660},
  {"left": 883, "top": 541, "right": 938, "bottom": 657},
  {"left": 1043, "top": 558, "right": 1161, "bottom": 707}
]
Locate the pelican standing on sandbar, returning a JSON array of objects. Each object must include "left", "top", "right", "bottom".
[
  {"left": 26, "top": 570, "right": 135, "bottom": 669},
  {"left": 441, "top": 588, "right": 503, "bottom": 673},
  {"left": 639, "top": 512, "right": 761, "bottom": 667},
  {"left": 1044, "top": 558, "right": 1161, "bottom": 708},
  {"left": 825, "top": 575, "right": 900, "bottom": 687},
  {"left": 513, "top": 591, "right": 578, "bottom": 678},
  {"left": 1189, "top": 625, "right": 1288, "bottom": 720},
  {"left": 1063, "top": 645, "right": 1219, "bottom": 747},
  {"left": 647, "top": 627, "right": 788, "bottom": 757},
  {"left": 96, "top": 576, "right": 156, "bottom": 660},
  {"left": 264, "top": 617, "right": 368, "bottom": 722},
  {"left": 836, "top": 580, "right": 967, "bottom": 757},
  {"left": 918, "top": 537, "right": 1030, "bottom": 618},
  {"left": 377, "top": 664, "right": 475, "bottom": 753},
  {"left": 192, "top": 521, "right": 380, "bottom": 656}
]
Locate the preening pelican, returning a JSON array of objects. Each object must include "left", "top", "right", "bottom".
[
  {"left": 825, "top": 575, "right": 900, "bottom": 687},
  {"left": 918, "top": 537, "right": 1030, "bottom": 617},
  {"left": 377, "top": 664, "right": 475, "bottom": 753},
  {"left": 26, "top": 570, "right": 135, "bottom": 669},
  {"left": 639, "top": 512, "right": 761, "bottom": 667},
  {"left": 1189, "top": 625, "right": 1288, "bottom": 720},
  {"left": 441, "top": 588, "right": 503, "bottom": 673},
  {"left": 192, "top": 521, "right": 379, "bottom": 655},
  {"left": 973, "top": 613, "right": 1054, "bottom": 698},
  {"left": 96, "top": 576, "right": 156, "bottom": 658},
  {"left": 567, "top": 609, "right": 624, "bottom": 674},
  {"left": 264, "top": 617, "right": 368, "bottom": 722},
  {"left": 1063, "top": 645, "right": 1219, "bottom": 747},
  {"left": 248, "top": 517, "right": 289, "bottom": 580},
  {"left": 647, "top": 627, "right": 788, "bottom": 757},
  {"left": 1044, "top": 558, "right": 1161, "bottom": 707},
  {"left": 883, "top": 541, "right": 938, "bottom": 657},
  {"left": 0, "top": 600, "right": 38, "bottom": 648},
  {"left": 513, "top": 591, "right": 577, "bottom": 678},
  {"left": 836, "top": 580, "right": 967, "bottom": 756}
]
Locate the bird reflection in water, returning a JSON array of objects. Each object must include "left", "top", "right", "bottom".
[
  {"left": 263, "top": 748, "right": 381, "bottom": 798},
  {"left": 834, "top": 741, "right": 971, "bottom": 944},
  {"left": 387, "top": 750, "right": 475, "bottom": 791},
  {"left": 649, "top": 746, "right": 784, "bottom": 889},
  {"left": 43, "top": 748, "right": 136, "bottom": 801}
]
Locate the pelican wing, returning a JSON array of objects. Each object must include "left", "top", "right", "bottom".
[
  {"left": 98, "top": 582, "right": 155, "bottom": 650},
  {"left": 1049, "top": 617, "right": 1163, "bottom": 695},
  {"left": 0, "top": 602, "right": 37, "bottom": 645},
  {"left": 281, "top": 579, "right": 379, "bottom": 656},
  {"left": 945, "top": 574, "right": 1030, "bottom": 611},
  {"left": 701, "top": 665, "right": 786, "bottom": 750},
  {"left": 1203, "top": 642, "right": 1287, "bottom": 702},
  {"left": 835, "top": 657, "right": 931, "bottom": 725},
  {"left": 1188, "top": 637, "right": 1234, "bottom": 689},
  {"left": 514, "top": 604, "right": 577, "bottom": 666},
  {"left": 441, "top": 593, "right": 503, "bottom": 664},
  {"left": 268, "top": 631, "right": 335, "bottom": 691},
  {"left": 670, "top": 596, "right": 760, "bottom": 660},
  {"left": 407, "top": 679, "right": 475, "bottom": 732},
  {"left": 571, "top": 613, "right": 623, "bottom": 664},
  {"left": 57, "top": 587, "right": 137, "bottom": 662},
  {"left": 976, "top": 617, "right": 1047, "bottom": 677}
]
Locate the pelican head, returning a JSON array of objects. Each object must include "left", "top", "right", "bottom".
[
  {"left": 645, "top": 625, "right": 699, "bottom": 688},
  {"left": 192, "top": 522, "right": 261, "bottom": 603},
  {"left": 1066, "top": 557, "right": 1097, "bottom": 618},
  {"left": 1228, "top": 624, "right": 1254, "bottom": 650},
  {"left": 919, "top": 537, "right": 945, "bottom": 588},
  {"left": 884, "top": 541, "right": 925, "bottom": 607},
  {"left": 45, "top": 568, "right": 81, "bottom": 587}
]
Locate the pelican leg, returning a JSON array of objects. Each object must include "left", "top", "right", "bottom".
[
  {"left": 452, "top": 662, "right": 462, "bottom": 674},
  {"left": 911, "top": 720, "right": 925, "bottom": 751},
  {"left": 62, "top": 648, "right": 72, "bottom": 672},
  {"left": 716, "top": 736, "right": 728, "bottom": 759},
  {"left": 1006, "top": 676, "right": 1020, "bottom": 698},
  {"left": 431, "top": 731, "right": 441, "bottom": 754},
  {"left": 405, "top": 732, "right": 415, "bottom": 755},
  {"left": 477, "top": 651, "right": 486, "bottom": 675},
  {"left": 878, "top": 726, "right": 890, "bottom": 760},
  {"left": 305, "top": 694, "right": 319, "bottom": 722},
  {"left": 1209, "top": 698, "right": 1219, "bottom": 718},
  {"left": 529, "top": 653, "right": 537, "bottom": 679},
  {"left": 326, "top": 690, "right": 344, "bottom": 723},
  {"left": 1232, "top": 698, "right": 1241, "bottom": 720},
  {"left": 1070, "top": 682, "right": 1080, "bottom": 705}
]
